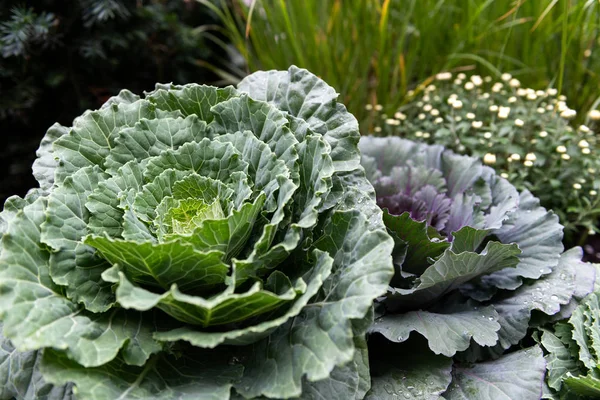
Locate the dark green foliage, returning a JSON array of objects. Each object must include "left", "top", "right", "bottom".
[{"left": 0, "top": 0, "right": 228, "bottom": 203}]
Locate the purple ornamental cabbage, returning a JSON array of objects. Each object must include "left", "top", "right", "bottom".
[{"left": 359, "top": 136, "right": 596, "bottom": 400}]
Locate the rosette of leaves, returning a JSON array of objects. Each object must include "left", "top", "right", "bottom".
[
  {"left": 359, "top": 136, "right": 596, "bottom": 400},
  {"left": 541, "top": 290, "right": 600, "bottom": 400},
  {"left": 0, "top": 66, "right": 394, "bottom": 400}
]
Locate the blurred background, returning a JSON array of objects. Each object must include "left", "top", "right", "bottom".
[{"left": 2, "top": 0, "right": 600, "bottom": 255}]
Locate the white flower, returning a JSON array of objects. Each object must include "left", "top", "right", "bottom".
[
  {"left": 415, "top": 131, "right": 423, "bottom": 137},
  {"left": 365, "top": 104, "right": 373, "bottom": 110},
  {"left": 527, "top": 92, "right": 537, "bottom": 100},
  {"left": 434, "top": 117, "right": 443, "bottom": 124},
  {"left": 536, "top": 90, "right": 545, "bottom": 97},
  {"left": 423, "top": 95, "right": 431, "bottom": 102},
  {"left": 418, "top": 113, "right": 426, "bottom": 120},
  {"left": 561, "top": 154, "right": 571, "bottom": 160},
  {"left": 394, "top": 112, "right": 407, "bottom": 120},
  {"left": 498, "top": 106, "right": 511, "bottom": 119},
  {"left": 560, "top": 109, "right": 577, "bottom": 119},
  {"left": 578, "top": 139, "right": 590, "bottom": 148},
  {"left": 582, "top": 148, "right": 591, "bottom": 154},
  {"left": 385, "top": 118, "right": 400, "bottom": 126},
  {"left": 483, "top": 132, "right": 492, "bottom": 139},
  {"left": 589, "top": 110, "right": 600, "bottom": 120},
  {"left": 501, "top": 73, "right": 512, "bottom": 81},
  {"left": 517, "top": 88, "right": 527, "bottom": 96},
  {"left": 501, "top": 172, "right": 509, "bottom": 178},
  {"left": 483, "top": 153, "right": 497, "bottom": 164},
  {"left": 510, "top": 153, "right": 521, "bottom": 161},
  {"left": 539, "top": 131, "right": 548, "bottom": 138},
  {"left": 556, "top": 145, "right": 567, "bottom": 153},
  {"left": 559, "top": 95, "right": 567, "bottom": 101},
  {"left": 464, "top": 82, "right": 475, "bottom": 91},
  {"left": 508, "top": 96, "right": 517, "bottom": 103},
  {"left": 471, "top": 75, "right": 483, "bottom": 86},
  {"left": 525, "top": 152, "right": 536, "bottom": 161},
  {"left": 591, "top": 190, "right": 598, "bottom": 196},
  {"left": 492, "top": 83, "right": 503, "bottom": 93},
  {"left": 524, "top": 160, "right": 533, "bottom": 167},
  {"left": 457, "top": 73, "right": 466, "bottom": 80},
  {"left": 436, "top": 72, "right": 452, "bottom": 81},
  {"left": 374, "top": 126, "right": 382, "bottom": 133},
  {"left": 573, "top": 183, "right": 582, "bottom": 190},
  {"left": 557, "top": 101, "right": 568, "bottom": 112},
  {"left": 430, "top": 109, "right": 440, "bottom": 116},
  {"left": 509, "top": 78, "right": 521, "bottom": 87},
  {"left": 515, "top": 119, "right": 524, "bottom": 127},
  {"left": 423, "top": 132, "right": 431, "bottom": 139},
  {"left": 489, "top": 105, "right": 499, "bottom": 112},
  {"left": 375, "top": 104, "right": 383, "bottom": 111},
  {"left": 546, "top": 104, "right": 554, "bottom": 111},
  {"left": 547, "top": 88, "right": 558, "bottom": 96},
  {"left": 423, "top": 104, "right": 433, "bottom": 112},
  {"left": 484, "top": 76, "right": 492, "bottom": 82},
  {"left": 472, "top": 121, "right": 483, "bottom": 128},
  {"left": 455, "top": 116, "right": 462, "bottom": 121},
  {"left": 427, "top": 84, "right": 436, "bottom": 92},
  {"left": 579, "top": 125, "right": 590, "bottom": 133},
  {"left": 452, "top": 100, "right": 463, "bottom": 109},
  {"left": 466, "top": 112, "right": 476, "bottom": 119},
  {"left": 454, "top": 79, "right": 463, "bottom": 86}
]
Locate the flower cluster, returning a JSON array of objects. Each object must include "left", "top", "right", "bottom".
[{"left": 367, "top": 72, "right": 600, "bottom": 245}]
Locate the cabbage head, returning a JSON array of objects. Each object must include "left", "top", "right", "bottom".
[
  {"left": 0, "top": 67, "right": 394, "bottom": 400},
  {"left": 359, "top": 136, "right": 595, "bottom": 400}
]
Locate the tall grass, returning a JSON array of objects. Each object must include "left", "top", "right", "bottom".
[{"left": 200, "top": 0, "right": 600, "bottom": 125}]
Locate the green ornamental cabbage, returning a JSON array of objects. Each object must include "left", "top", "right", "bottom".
[
  {"left": 359, "top": 136, "right": 596, "bottom": 400},
  {"left": 0, "top": 67, "right": 394, "bottom": 399}
]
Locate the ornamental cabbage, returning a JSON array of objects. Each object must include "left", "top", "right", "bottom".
[
  {"left": 359, "top": 136, "right": 596, "bottom": 399},
  {"left": 0, "top": 67, "right": 394, "bottom": 400}
]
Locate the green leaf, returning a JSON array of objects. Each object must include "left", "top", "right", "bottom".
[
  {"left": 443, "top": 346, "right": 546, "bottom": 400},
  {"left": 103, "top": 266, "right": 303, "bottom": 327},
  {"left": 153, "top": 248, "right": 333, "bottom": 348},
  {"left": 383, "top": 211, "right": 450, "bottom": 275},
  {"left": 40, "top": 348, "right": 242, "bottom": 400},
  {"left": 238, "top": 66, "right": 361, "bottom": 173},
  {"left": 367, "top": 341, "right": 453, "bottom": 400},
  {"left": 143, "top": 139, "right": 248, "bottom": 185},
  {"left": 41, "top": 166, "right": 114, "bottom": 312},
  {"left": 563, "top": 374, "right": 600, "bottom": 397},
  {"left": 209, "top": 95, "right": 299, "bottom": 173},
  {"left": 85, "top": 235, "right": 229, "bottom": 293},
  {"left": 52, "top": 100, "right": 169, "bottom": 183},
  {"left": 146, "top": 83, "right": 237, "bottom": 122},
  {"left": 32, "top": 123, "right": 69, "bottom": 191},
  {"left": 541, "top": 329, "right": 581, "bottom": 392},
  {"left": 483, "top": 191, "right": 563, "bottom": 290},
  {"left": 492, "top": 249, "right": 578, "bottom": 350},
  {"left": 0, "top": 323, "right": 73, "bottom": 399},
  {"left": 104, "top": 115, "right": 208, "bottom": 173},
  {"left": 371, "top": 299, "right": 500, "bottom": 357},
  {"left": 386, "top": 241, "right": 521, "bottom": 311}
]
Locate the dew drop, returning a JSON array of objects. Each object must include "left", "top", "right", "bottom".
[
  {"left": 403, "top": 392, "right": 411, "bottom": 399},
  {"left": 384, "top": 384, "right": 394, "bottom": 394},
  {"left": 550, "top": 295, "right": 559, "bottom": 301},
  {"left": 488, "top": 316, "right": 494, "bottom": 321}
]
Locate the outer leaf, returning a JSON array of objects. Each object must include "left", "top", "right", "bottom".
[
  {"left": 367, "top": 337, "right": 453, "bottom": 400},
  {"left": 32, "top": 123, "right": 68, "bottom": 191},
  {"left": 541, "top": 329, "right": 581, "bottom": 391},
  {"left": 235, "top": 210, "right": 394, "bottom": 399},
  {"left": 104, "top": 115, "right": 208, "bottom": 173},
  {"left": 563, "top": 375, "right": 600, "bottom": 397},
  {"left": 371, "top": 300, "right": 500, "bottom": 357},
  {"left": 386, "top": 241, "right": 521, "bottom": 311},
  {"left": 443, "top": 346, "right": 546, "bottom": 400},
  {"left": 0, "top": 198, "right": 161, "bottom": 368},
  {"left": 483, "top": 191, "right": 563, "bottom": 290},
  {"left": 40, "top": 349, "right": 242, "bottom": 400},
  {"left": 41, "top": 166, "right": 113, "bottom": 312},
  {"left": 238, "top": 66, "right": 361, "bottom": 172},
  {"left": 1, "top": 324, "right": 73, "bottom": 399}
]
